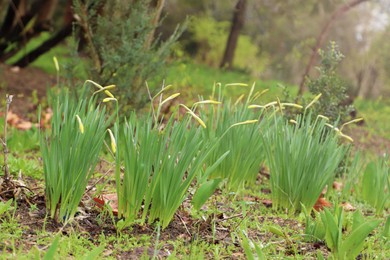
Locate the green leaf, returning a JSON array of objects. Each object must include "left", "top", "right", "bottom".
[
  {"left": 43, "top": 236, "right": 60, "bottom": 260},
  {"left": 82, "top": 245, "right": 105, "bottom": 260},
  {"left": 241, "top": 236, "right": 255, "bottom": 260},
  {"left": 383, "top": 216, "right": 390, "bottom": 238},
  {"left": 339, "top": 219, "right": 381, "bottom": 259},
  {"left": 351, "top": 210, "right": 364, "bottom": 231},
  {"left": 361, "top": 162, "right": 377, "bottom": 205},
  {"left": 253, "top": 243, "right": 266, "bottom": 260},
  {"left": 268, "top": 225, "right": 285, "bottom": 237},
  {"left": 0, "top": 199, "right": 13, "bottom": 216},
  {"left": 322, "top": 208, "right": 341, "bottom": 253},
  {"left": 192, "top": 178, "right": 222, "bottom": 210},
  {"left": 201, "top": 151, "right": 230, "bottom": 182}
]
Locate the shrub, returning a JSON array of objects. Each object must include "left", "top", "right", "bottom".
[
  {"left": 307, "top": 41, "right": 354, "bottom": 122},
  {"left": 72, "top": 0, "right": 183, "bottom": 110}
]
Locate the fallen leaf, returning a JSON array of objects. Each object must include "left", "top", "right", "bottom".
[
  {"left": 15, "top": 120, "right": 33, "bottom": 130},
  {"left": 6, "top": 111, "right": 20, "bottom": 125},
  {"left": 243, "top": 196, "right": 259, "bottom": 202},
  {"left": 321, "top": 186, "right": 328, "bottom": 195},
  {"left": 5, "top": 110, "right": 36, "bottom": 130},
  {"left": 341, "top": 202, "right": 356, "bottom": 211},
  {"left": 333, "top": 181, "right": 343, "bottom": 191},
  {"left": 261, "top": 199, "right": 272, "bottom": 208},
  {"left": 93, "top": 193, "right": 118, "bottom": 215},
  {"left": 10, "top": 66, "right": 20, "bottom": 73},
  {"left": 313, "top": 197, "right": 332, "bottom": 211}
]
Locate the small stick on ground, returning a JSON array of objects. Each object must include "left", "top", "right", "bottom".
[{"left": 1, "top": 94, "right": 13, "bottom": 185}]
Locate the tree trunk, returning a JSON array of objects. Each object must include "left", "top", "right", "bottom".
[
  {"left": 144, "top": 0, "right": 166, "bottom": 50},
  {"left": 12, "top": 24, "right": 72, "bottom": 67},
  {"left": 0, "top": 0, "right": 59, "bottom": 59},
  {"left": 0, "top": 0, "right": 26, "bottom": 36},
  {"left": 298, "top": 0, "right": 370, "bottom": 95},
  {"left": 220, "top": 0, "right": 247, "bottom": 69}
]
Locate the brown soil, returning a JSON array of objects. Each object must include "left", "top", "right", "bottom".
[
  {"left": 6, "top": 192, "right": 329, "bottom": 259},
  {"left": 0, "top": 64, "right": 56, "bottom": 117}
]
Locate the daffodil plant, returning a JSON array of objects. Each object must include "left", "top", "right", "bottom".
[
  {"left": 198, "top": 83, "right": 269, "bottom": 190},
  {"left": 262, "top": 94, "right": 351, "bottom": 212},
  {"left": 40, "top": 88, "right": 110, "bottom": 222}
]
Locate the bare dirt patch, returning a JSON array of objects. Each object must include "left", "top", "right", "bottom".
[{"left": 0, "top": 64, "right": 55, "bottom": 117}]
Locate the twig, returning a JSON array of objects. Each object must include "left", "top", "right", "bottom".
[
  {"left": 176, "top": 212, "right": 192, "bottom": 237},
  {"left": 220, "top": 210, "right": 251, "bottom": 241},
  {"left": 2, "top": 94, "right": 13, "bottom": 184},
  {"left": 215, "top": 213, "right": 243, "bottom": 222},
  {"left": 85, "top": 168, "right": 114, "bottom": 194}
]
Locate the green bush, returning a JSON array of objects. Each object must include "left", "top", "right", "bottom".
[
  {"left": 72, "top": 0, "right": 182, "bottom": 110},
  {"left": 307, "top": 42, "right": 354, "bottom": 122}
]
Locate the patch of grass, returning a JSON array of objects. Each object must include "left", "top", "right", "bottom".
[
  {"left": 354, "top": 97, "right": 390, "bottom": 140},
  {"left": 164, "top": 61, "right": 296, "bottom": 102}
]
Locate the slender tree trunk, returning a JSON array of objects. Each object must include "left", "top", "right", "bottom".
[
  {"left": 12, "top": 24, "right": 72, "bottom": 67},
  {"left": 144, "top": 0, "right": 166, "bottom": 50},
  {"left": 0, "top": 0, "right": 59, "bottom": 59},
  {"left": 220, "top": 0, "right": 247, "bottom": 69},
  {"left": 298, "top": 0, "right": 370, "bottom": 95},
  {"left": 0, "top": 0, "right": 24, "bottom": 35}
]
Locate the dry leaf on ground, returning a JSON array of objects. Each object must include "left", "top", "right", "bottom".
[
  {"left": 93, "top": 193, "right": 118, "bottom": 215},
  {"left": 313, "top": 197, "right": 332, "bottom": 211},
  {"left": 341, "top": 202, "right": 356, "bottom": 211}
]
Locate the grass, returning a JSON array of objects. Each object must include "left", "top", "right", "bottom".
[
  {"left": 354, "top": 97, "right": 390, "bottom": 140},
  {"left": 164, "top": 61, "right": 297, "bottom": 103}
]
